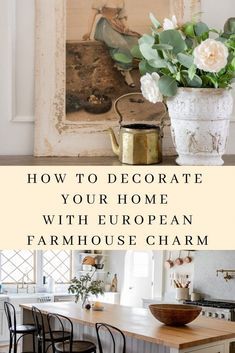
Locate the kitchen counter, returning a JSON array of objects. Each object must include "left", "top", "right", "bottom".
[
  {"left": 21, "top": 302, "right": 235, "bottom": 353},
  {"left": 4, "top": 292, "right": 70, "bottom": 299}
]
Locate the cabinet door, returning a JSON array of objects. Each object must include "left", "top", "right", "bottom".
[
  {"left": 54, "top": 295, "right": 75, "bottom": 302},
  {"left": 0, "top": 310, "right": 8, "bottom": 342},
  {"left": 185, "top": 344, "right": 224, "bottom": 353}
]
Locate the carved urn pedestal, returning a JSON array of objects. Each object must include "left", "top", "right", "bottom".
[{"left": 167, "top": 88, "right": 233, "bottom": 166}]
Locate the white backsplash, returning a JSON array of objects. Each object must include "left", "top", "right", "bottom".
[{"left": 193, "top": 251, "right": 235, "bottom": 301}]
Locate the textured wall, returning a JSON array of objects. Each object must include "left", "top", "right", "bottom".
[{"left": 193, "top": 251, "right": 235, "bottom": 300}]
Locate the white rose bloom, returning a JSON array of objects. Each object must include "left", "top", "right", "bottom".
[
  {"left": 194, "top": 39, "right": 229, "bottom": 73},
  {"left": 140, "top": 72, "right": 163, "bottom": 104},
  {"left": 163, "top": 15, "right": 178, "bottom": 30}
]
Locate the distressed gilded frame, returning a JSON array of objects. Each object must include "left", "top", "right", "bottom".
[{"left": 34, "top": 0, "right": 201, "bottom": 156}]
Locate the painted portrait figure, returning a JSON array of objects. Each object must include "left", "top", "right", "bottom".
[
  {"left": 66, "top": 0, "right": 176, "bottom": 121},
  {"left": 82, "top": 0, "right": 140, "bottom": 87}
]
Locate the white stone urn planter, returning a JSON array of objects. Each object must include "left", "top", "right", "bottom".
[{"left": 167, "top": 88, "right": 233, "bottom": 166}]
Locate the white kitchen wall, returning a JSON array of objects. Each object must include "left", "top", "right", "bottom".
[
  {"left": 0, "top": 0, "right": 35, "bottom": 155},
  {"left": 108, "top": 250, "right": 194, "bottom": 303},
  {"left": 109, "top": 250, "right": 235, "bottom": 303},
  {"left": 0, "top": 0, "right": 235, "bottom": 155},
  {"left": 108, "top": 251, "right": 126, "bottom": 302},
  {"left": 193, "top": 251, "right": 235, "bottom": 300},
  {"left": 162, "top": 251, "right": 195, "bottom": 301}
]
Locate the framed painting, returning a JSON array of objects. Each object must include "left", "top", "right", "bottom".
[{"left": 34, "top": 0, "right": 201, "bottom": 156}]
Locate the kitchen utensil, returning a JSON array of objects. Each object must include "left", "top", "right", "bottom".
[
  {"left": 165, "top": 251, "right": 174, "bottom": 269},
  {"left": 176, "top": 288, "right": 190, "bottom": 301},
  {"left": 175, "top": 251, "right": 183, "bottom": 266},
  {"left": 174, "top": 280, "right": 181, "bottom": 288},
  {"left": 149, "top": 304, "right": 202, "bottom": 326},
  {"left": 184, "top": 251, "right": 192, "bottom": 264},
  {"left": 184, "top": 281, "right": 191, "bottom": 288},
  {"left": 108, "top": 92, "right": 167, "bottom": 165}
]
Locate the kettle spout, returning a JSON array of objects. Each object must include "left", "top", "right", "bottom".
[{"left": 108, "top": 128, "right": 120, "bottom": 156}]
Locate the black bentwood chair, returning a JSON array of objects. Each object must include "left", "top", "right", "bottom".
[
  {"left": 32, "top": 306, "right": 71, "bottom": 353},
  {"left": 95, "top": 323, "right": 126, "bottom": 353},
  {"left": 47, "top": 313, "right": 97, "bottom": 353},
  {"left": 4, "top": 301, "right": 36, "bottom": 353}
]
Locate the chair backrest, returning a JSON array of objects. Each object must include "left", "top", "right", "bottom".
[
  {"left": 4, "top": 302, "right": 16, "bottom": 331},
  {"left": 47, "top": 313, "right": 73, "bottom": 352},
  {"left": 32, "top": 306, "right": 46, "bottom": 337},
  {"left": 95, "top": 323, "right": 126, "bottom": 353}
]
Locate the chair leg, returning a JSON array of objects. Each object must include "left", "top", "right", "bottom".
[
  {"left": 8, "top": 334, "right": 13, "bottom": 353},
  {"left": 32, "top": 333, "right": 36, "bottom": 352},
  {"left": 37, "top": 339, "right": 42, "bottom": 353},
  {"left": 13, "top": 333, "right": 17, "bottom": 353},
  {"left": 42, "top": 339, "right": 47, "bottom": 353}
]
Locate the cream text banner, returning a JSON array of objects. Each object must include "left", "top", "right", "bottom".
[{"left": 0, "top": 166, "right": 234, "bottom": 250}]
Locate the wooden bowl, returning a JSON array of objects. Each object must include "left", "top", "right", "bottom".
[{"left": 149, "top": 304, "right": 202, "bottom": 326}]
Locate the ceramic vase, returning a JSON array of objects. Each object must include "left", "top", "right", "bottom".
[{"left": 167, "top": 88, "right": 233, "bottom": 166}]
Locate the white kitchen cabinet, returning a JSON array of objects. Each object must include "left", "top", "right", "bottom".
[
  {"left": 9, "top": 297, "right": 38, "bottom": 325},
  {"left": 180, "top": 343, "right": 225, "bottom": 353},
  {"left": 0, "top": 297, "right": 9, "bottom": 343},
  {"left": 54, "top": 295, "right": 75, "bottom": 302},
  {"left": 0, "top": 310, "right": 8, "bottom": 342},
  {"left": 54, "top": 293, "right": 120, "bottom": 304}
]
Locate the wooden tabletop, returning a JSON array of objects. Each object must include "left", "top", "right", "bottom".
[
  {"left": 21, "top": 302, "right": 235, "bottom": 349},
  {"left": 1, "top": 155, "right": 235, "bottom": 165}
]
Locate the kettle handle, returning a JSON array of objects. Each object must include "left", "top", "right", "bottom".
[{"left": 114, "top": 92, "right": 169, "bottom": 136}]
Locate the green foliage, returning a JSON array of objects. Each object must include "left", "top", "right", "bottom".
[
  {"left": 139, "top": 43, "right": 160, "bottom": 60},
  {"left": 181, "top": 71, "right": 202, "bottom": 87},
  {"left": 149, "top": 13, "right": 161, "bottom": 29},
  {"left": 177, "top": 53, "right": 194, "bottom": 69},
  {"left": 139, "top": 60, "right": 157, "bottom": 75},
  {"left": 159, "top": 30, "right": 186, "bottom": 54},
  {"left": 68, "top": 275, "right": 104, "bottom": 304},
  {"left": 158, "top": 76, "right": 178, "bottom": 97},
  {"left": 224, "top": 18, "right": 235, "bottom": 35},
  {"left": 139, "top": 34, "right": 155, "bottom": 46},
  {"left": 117, "top": 16, "right": 235, "bottom": 97},
  {"left": 130, "top": 45, "right": 143, "bottom": 59},
  {"left": 183, "top": 22, "right": 196, "bottom": 38},
  {"left": 194, "top": 22, "right": 209, "bottom": 36}
]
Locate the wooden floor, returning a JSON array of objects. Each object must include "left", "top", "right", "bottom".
[
  {"left": 0, "top": 155, "right": 235, "bottom": 166},
  {"left": 0, "top": 346, "right": 8, "bottom": 353}
]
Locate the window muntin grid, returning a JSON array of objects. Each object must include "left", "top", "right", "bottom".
[
  {"left": 42, "top": 250, "right": 72, "bottom": 283},
  {"left": 0, "top": 250, "right": 35, "bottom": 283}
]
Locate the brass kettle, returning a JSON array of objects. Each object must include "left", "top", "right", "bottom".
[{"left": 108, "top": 93, "right": 167, "bottom": 165}]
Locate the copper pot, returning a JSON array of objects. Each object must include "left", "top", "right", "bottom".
[
  {"left": 184, "top": 251, "right": 192, "bottom": 264},
  {"left": 165, "top": 251, "right": 174, "bottom": 269},
  {"left": 175, "top": 251, "right": 183, "bottom": 266}
]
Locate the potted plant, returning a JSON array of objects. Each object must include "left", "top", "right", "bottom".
[
  {"left": 68, "top": 274, "right": 104, "bottom": 307},
  {"left": 120, "top": 16, "right": 235, "bottom": 165}
]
